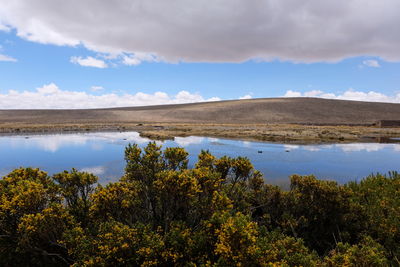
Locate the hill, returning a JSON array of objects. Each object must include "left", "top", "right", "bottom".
[{"left": 0, "top": 97, "right": 400, "bottom": 125}]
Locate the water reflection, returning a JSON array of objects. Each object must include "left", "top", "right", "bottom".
[
  {"left": 80, "top": 165, "right": 106, "bottom": 176},
  {"left": 285, "top": 143, "right": 400, "bottom": 153},
  {"left": 174, "top": 136, "right": 205, "bottom": 146},
  {"left": 6, "top": 132, "right": 156, "bottom": 152},
  {"left": 1, "top": 132, "right": 400, "bottom": 187}
]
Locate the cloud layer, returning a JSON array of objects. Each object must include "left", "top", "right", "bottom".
[
  {"left": 0, "top": 83, "right": 220, "bottom": 109},
  {"left": 284, "top": 89, "right": 400, "bottom": 103},
  {"left": 1, "top": 0, "right": 400, "bottom": 63}
]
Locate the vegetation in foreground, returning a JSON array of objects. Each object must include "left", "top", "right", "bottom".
[{"left": 1, "top": 142, "right": 399, "bottom": 266}]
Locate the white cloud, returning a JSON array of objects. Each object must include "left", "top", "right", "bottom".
[
  {"left": 302, "top": 90, "right": 325, "bottom": 97},
  {"left": 0, "top": 21, "right": 10, "bottom": 32},
  {"left": 0, "top": 54, "right": 17, "bottom": 62},
  {"left": 174, "top": 91, "right": 220, "bottom": 103},
  {"left": 1, "top": 1, "right": 400, "bottom": 63},
  {"left": 283, "top": 89, "right": 400, "bottom": 103},
  {"left": 205, "top": 97, "right": 221, "bottom": 102},
  {"left": 239, "top": 94, "right": 252, "bottom": 100},
  {"left": 90, "top": 86, "right": 104, "bottom": 92},
  {"left": 362, "top": 59, "right": 381, "bottom": 68},
  {"left": 122, "top": 56, "right": 140, "bottom": 66},
  {"left": 283, "top": 90, "right": 302, "bottom": 98},
  {"left": 0, "top": 83, "right": 221, "bottom": 109},
  {"left": 37, "top": 83, "right": 60, "bottom": 94},
  {"left": 70, "top": 56, "right": 107, "bottom": 68},
  {"left": 122, "top": 53, "right": 160, "bottom": 66}
]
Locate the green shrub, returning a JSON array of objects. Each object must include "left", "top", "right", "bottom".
[{"left": 1, "top": 143, "right": 399, "bottom": 266}]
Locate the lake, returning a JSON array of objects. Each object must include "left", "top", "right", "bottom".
[{"left": 1, "top": 131, "right": 399, "bottom": 187}]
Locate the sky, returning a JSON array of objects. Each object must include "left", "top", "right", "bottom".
[{"left": 0, "top": 0, "right": 400, "bottom": 108}]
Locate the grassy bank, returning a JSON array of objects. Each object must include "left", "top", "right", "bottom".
[{"left": 2, "top": 122, "right": 400, "bottom": 143}]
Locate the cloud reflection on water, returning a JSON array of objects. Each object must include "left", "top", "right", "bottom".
[
  {"left": 284, "top": 143, "right": 400, "bottom": 153},
  {"left": 5, "top": 132, "right": 159, "bottom": 152},
  {"left": 5, "top": 132, "right": 400, "bottom": 154},
  {"left": 1, "top": 132, "right": 400, "bottom": 186},
  {"left": 2, "top": 132, "right": 222, "bottom": 156},
  {"left": 80, "top": 165, "right": 106, "bottom": 176},
  {"left": 174, "top": 136, "right": 205, "bottom": 147}
]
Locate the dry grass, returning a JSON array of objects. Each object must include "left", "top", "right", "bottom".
[
  {"left": 2, "top": 97, "right": 400, "bottom": 125},
  {"left": 2, "top": 98, "right": 400, "bottom": 142},
  {"left": 139, "top": 123, "right": 400, "bottom": 143},
  {"left": 1, "top": 122, "right": 399, "bottom": 143}
]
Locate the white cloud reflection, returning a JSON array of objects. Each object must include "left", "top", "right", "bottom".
[
  {"left": 336, "top": 143, "right": 384, "bottom": 152},
  {"left": 283, "top": 145, "right": 300, "bottom": 151},
  {"left": 3, "top": 132, "right": 220, "bottom": 152},
  {"left": 174, "top": 136, "right": 206, "bottom": 147},
  {"left": 80, "top": 165, "right": 106, "bottom": 176},
  {"left": 3, "top": 132, "right": 400, "bottom": 154},
  {"left": 286, "top": 143, "right": 400, "bottom": 153},
  {"left": 6, "top": 132, "right": 158, "bottom": 152}
]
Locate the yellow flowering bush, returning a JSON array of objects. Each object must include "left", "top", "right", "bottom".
[
  {"left": 53, "top": 168, "right": 98, "bottom": 225},
  {"left": 0, "top": 143, "right": 399, "bottom": 266},
  {"left": 90, "top": 181, "right": 143, "bottom": 225}
]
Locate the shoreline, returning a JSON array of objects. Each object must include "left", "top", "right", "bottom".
[{"left": 1, "top": 122, "right": 400, "bottom": 144}]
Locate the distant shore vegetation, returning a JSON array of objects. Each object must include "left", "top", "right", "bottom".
[{"left": 0, "top": 142, "right": 399, "bottom": 266}]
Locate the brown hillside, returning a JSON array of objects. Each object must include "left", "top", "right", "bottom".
[{"left": 0, "top": 97, "right": 399, "bottom": 125}]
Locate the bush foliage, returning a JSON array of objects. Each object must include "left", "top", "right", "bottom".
[{"left": 0, "top": 142, "right": 399, "bottom": 266}]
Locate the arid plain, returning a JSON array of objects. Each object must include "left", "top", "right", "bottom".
[{"left": 1, "top": 97, "right": 400, "bottom": 143}]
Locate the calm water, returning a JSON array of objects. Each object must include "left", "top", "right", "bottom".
[{"left": 1, "top": 131, "right": 399, "bottom": 187}]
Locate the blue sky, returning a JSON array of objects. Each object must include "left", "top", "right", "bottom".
[{"left": 0, "top": 1, "right": 400, "bottom": 108}]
